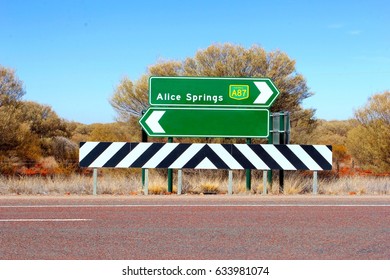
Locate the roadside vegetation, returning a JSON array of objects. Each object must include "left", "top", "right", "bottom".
[
  {"left": 1, "top": 44, "right": 389, "bottom": 195},
  {"left": 0, "top": 171, "right": 389, "bottom": 195}
]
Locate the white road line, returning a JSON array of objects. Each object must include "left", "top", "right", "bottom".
[
  {"left": 0, "top": 218, "right": 92, "bottom": 222},
  {"left": 0, "top": 204, "right": 389, "bottom": 208}
]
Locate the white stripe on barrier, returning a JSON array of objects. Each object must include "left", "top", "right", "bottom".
[
  {"left": 79, "top": 142, "right": 332, "bottom": 170},
  {"left": 79, "top": 142, "right": 99, "bottom": 162},
  {"left": 143, "top": 143, "right": 179, "bottom": 168},
  {"left": 288, "top": 145, "right": 322, "bottom": 170},
  {"left": 116, "top": 143, "right": 153, "bottom": 168},
  {"left": 90, "top": 142, "right": 126, "bottom": 167},
  {"left": 169, "top": 144, "right": 205, "bottom": 169},
  {"left": 314, "top": 145, "right": 332, "bottom": 162},
  {"left": 262, "top": 145, "right": 296, "bottom": 170},
  {"left": 234, "top": 144, "right": 270, "bottom": 170},
  {"left": 209, "top": 144, "right": 243, "bottom": 170}
]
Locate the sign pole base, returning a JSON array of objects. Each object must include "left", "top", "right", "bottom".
[
  {"left": 177, "top": 169, "right": 182, "bottom": 195},
  {"left": 228, "top": 170, "right": 233, "bottom": 195},
  {"left": 144, "top": 169, "right": 149, "bottom": 195},
  {"left": 262, "top": 171, "right": 268, "bottom": 195},
  {"left": 313, "top": 171, "right": 318, "bottom": 195},
  {"left": 92, "top": 168, "right": 98, "bottom": 196}
]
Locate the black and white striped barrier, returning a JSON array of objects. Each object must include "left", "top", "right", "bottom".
[{"left": 79, "top": 142, "right": 332, "bottom": 171}]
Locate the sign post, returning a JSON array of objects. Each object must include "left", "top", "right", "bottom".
[
  {"left": 141, "top": 76, "right": 281, "bottom": 193},
  {"left": 246, "top": 138, "right": 251, "bottom": 192},
  {"left": 167, "top": 137, "right": 173, "bottom": 193},
  {"left": 267, "top": 112, "right": 291, "bottom": 193}
]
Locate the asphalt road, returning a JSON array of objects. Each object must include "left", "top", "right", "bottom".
[{"left": 0, "top": 195, "right": 389, "bottom": 260}]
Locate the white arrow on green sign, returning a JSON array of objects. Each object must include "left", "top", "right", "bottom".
[
  {"left": 149, "top": 76, "right": 279, "bottom": 108},
  {"left": 139, "top": 107, "right": 269, "bottom": 138}
]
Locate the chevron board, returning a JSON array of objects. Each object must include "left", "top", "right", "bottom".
[{"left": 79, "top": 142, "right": 332, "bottom": 171}]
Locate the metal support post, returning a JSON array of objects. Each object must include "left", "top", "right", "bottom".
[
  {"left": 313, "top": 171, "right": 318, "bottom": 195},
  {"left": 144, "top": 169, "right": 149, "bottom": 195},
  {"left": 167, "top": 137, "right": 173, "bottom": 193},
  {"left": 141, "top": 110, "right": 148, "bottom": 188},
  {"left": 246, "top": 138, "right": 251, "bottom": 192},
  {"left": 262, "top": 170, "right": 268, "bottom": 195},
  {"left": 177, "top": 169, "right": 182, "bottom": 195},
  {"left": 228, "top": 170, "right": 233, "bottom": 195},
  {"left": 285, "top": 112, "right": 291, "bottom": 144},
  {"left": 92, "top": 168, "right": 98, "bottom": 195},
  {"left": 267, "top": 113, "right": 274, "bottom": 187},
  {"left": 279, "top": 112, "right": 285, "bottom": 194}
]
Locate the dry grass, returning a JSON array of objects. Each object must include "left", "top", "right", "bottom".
[
  {"left": 97, "top": 174, "right": 141, "bottom": 195},
  {"left": 147, "top": 175, "right": 172, "bottom": 194},
  {"left": 321, "top": 176, "right": 390, "bottom": 195},
  {"left": 0, "top": 171, "right": 389, "bottom": 195},
  {"left": 0, "top": 174, "right": 140, "bottom": 195}
]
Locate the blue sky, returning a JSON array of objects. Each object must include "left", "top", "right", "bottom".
[{"left": 1, "top": 0, "right": 389, "bottom": 124}]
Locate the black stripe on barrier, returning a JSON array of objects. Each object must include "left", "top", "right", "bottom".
[
  {"left": 156, "top": 143, "right": 192, "bottom": 168},
  {"left": 103, "top": 143, "right": 130, "bottom": 168},
  {"left": 79, "top": 142, "right": 333, "bottom": 170},
  {"left": 183, "top": 145, "right": 230, "bottom": 169},
  {"left": 131, "top": 143, "right": 164, "bottom": 167},
  {"left": 229, "top": 145, "right": 257, "bottom": 170},
  {"left": 275, "top": 145, "right": 308, "bottom": 170},
  {"left": 249, "top": 145, "right": 282, "bottom": 170},
  {"left": 301, "top": 145, "right": 332, "bottom": 170},
  {"left": 79, "top": 142, "right": 111, "bottom": 167}
]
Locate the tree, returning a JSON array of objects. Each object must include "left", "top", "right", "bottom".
[
  {"left": 1, "top": 100, "right": 71, "bottom": 164},
  {"left": 308, "top": 120, "right": 354, "bottom": 166},
  {"left": 0, "top": 66, "right": 26, "bottom": 153},
  {"left": 0, "top": 65, "right": 25, "bottom": 106},
  {"left": 51, "top": 136, "right": 78, "bottom": 168},
  {"left": 110, "top": 44, "right": 316, "bottom": 141},
  {"left": 110, "top": 44, "right": 314, "bottom": 120},
  {"left": 0, "top": 105, "right": 42, "bottom": 162},
  {"left": 346, "top": 91, "right": 390, "bottom": 172},
  {"left": 0, "top": 105, "right": 22, "bottom": 151},
  {"left": 182, "top": 44, "right": 313, "bottom": 115},
  {"left": 110, "top": 75, "right": 149, "bottom": 120},
  {"left": 87, "top": 122, "right": 137, "bottom": 142},
  {"left": 19, "top": 101, "right": 70, "bottom": 139}
]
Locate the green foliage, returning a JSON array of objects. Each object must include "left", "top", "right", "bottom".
[{"left": 346, "top": 91, "right": 390, "bottom": 172}]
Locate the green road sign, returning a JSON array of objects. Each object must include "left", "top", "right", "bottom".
[
  {"left": 139, "top": 107, "right": 269, "bottom": 138},
  {"left": 149, "top": 76, "right": 279, "bottom": 108}
]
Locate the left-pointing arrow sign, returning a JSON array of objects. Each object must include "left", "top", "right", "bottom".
[
  {"left": 139, "top": 107, "right": 269, "bottom": 138},
  {"left": 145, "top": 110, "right": 165, "bottom": 133}
]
